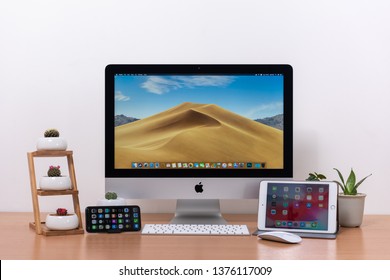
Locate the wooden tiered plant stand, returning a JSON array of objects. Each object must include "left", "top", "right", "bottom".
[{"left": 27, "top": 150, "right": 84, "bottom": 236}]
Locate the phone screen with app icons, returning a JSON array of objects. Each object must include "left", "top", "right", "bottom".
[{"left": 85, "top": 206, "right": 141, "bottom": 233}]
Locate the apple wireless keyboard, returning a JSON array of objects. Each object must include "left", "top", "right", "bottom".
[{"left": 142, "top": 224, "right": 250, "bottom": 236}]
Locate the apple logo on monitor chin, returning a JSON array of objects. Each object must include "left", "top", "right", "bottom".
[{"left": 195, "top": 182, "right": 203, "bottom": 193}]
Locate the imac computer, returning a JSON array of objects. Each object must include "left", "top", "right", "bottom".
[{"left": 105, "top": 64, "right": 293, "bottom": 224}]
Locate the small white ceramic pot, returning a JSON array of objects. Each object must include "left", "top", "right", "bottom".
[
  {"left": 39, "top": 176, "right": 71, "bottom": 190},
  {"left": 36, "top": 137, "right": 67, "bottom": 151},
  {"left": 97, "top": 197, "right": 127, "bottom": 206},
  {"left": 45, "top": 213, "right": 79, "bottom": 230}
]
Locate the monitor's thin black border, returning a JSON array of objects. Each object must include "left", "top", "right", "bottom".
[{"left": 105, "top": 64, "right": 293, "bottom": 178}]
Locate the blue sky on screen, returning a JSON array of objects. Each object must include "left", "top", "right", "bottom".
[{"left": 114, "top": 75, "right": 283, "bottom": 120}]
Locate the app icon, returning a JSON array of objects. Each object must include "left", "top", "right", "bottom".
[
  {"left": 319, "top": 203, "right": 324, "bottom": 208},
  {"left": 300, "top": 222, "right": 306, "bottom": 227},
  {"left": 132, "top": 162, "right": 138, "bottom": 168},
  {"left": 272, "top": 186, "right": 277, "bottom": 191},
  {"left": 283, "top": 194, "right": 289, "bottom": 200},
  {"left": 200, "top": 162, "right": 205, "bottom": 168},
  {"left": 92, "top": 225, "right": 97, "bottom": 230},
  {"left": 294, "top": 202, "right": 300, "bottom": 208},
  {"left": 138, "top": 163, "right": 143, "bottom": 168},
  {"left": 271, "top": 209, "right": 276, "bottom": 215},
  {"left": 276, "top": 221, "right": 282, "bottom": 227},
  {"left": 307, "top": 187, "right": 312, "bottom": 193},
  {"left": 295, "top": 187, "right": 300, "bottom": 192},
  {"left": 306, "top": 202, "right": 312, "bottom": 208},
  {"left": 287, "top": 221, "right": 293, "bottom": 227},
  {"left": 282, "top": 210, "right": 288, "bottom": 215},
  {"left": 307, "top": 195, "right": 312, "bottom": 201},
  {"left": 318, "top": 195, "right": 324, "bottom": 201},
  {"left": 295, "top": 194, "right": 300, "bottom": 200},
  {"left": 311, "top": 222, "right": 317, "bottom": 228},
  {"left": 319, "top": 187, "right": 324, "bottom": 193},
  {"left": 284, "top": 186, "right": 289, "bottom": 192},
  {"left": 155, "top": 163, "right": 160, "bottom": 168},
  {"left": 271, "top": 201, "right": 277, "bottom": 207},
  {"left": 149, "top": 162, "right": 154, "bottom": 168},
  {"left": 246, "top": 163, "right": 252, "bottom": 168},
  {"left": 272, "top": 194, "right": 277, "bottom": 199},
  {"left": 283, "top": 202, "right": 289, "bottom": 208}
]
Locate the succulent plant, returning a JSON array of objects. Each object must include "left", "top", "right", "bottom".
[
  {"left": 105, "top": 192, "right": 118, "bottom": 200},
  {"left": 56, "top": 208, "right": 68, "bottom": 216},
  {"left": 44, "top": 129, "right": 60, "bottom": 137},
  {"left": 306, "top": 172, "right": 327, "bottom": 181},
  {"left": 334, "top": 168, "right": 372, "bottom": 195},
  {"left": 47, "top": 165, "right": 61, "bottom": 177}
]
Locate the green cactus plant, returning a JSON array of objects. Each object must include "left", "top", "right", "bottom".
[
  {"left": 105, "top": 192, "right": 118, "bottom": 200},
  {"left": 47, "top": 165, "right": 61, "bottom": 177},
  {"left": 44, "top": 129, "right": 60, "bottom": 137}
]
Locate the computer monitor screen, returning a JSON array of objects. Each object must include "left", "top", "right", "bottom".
[{"left": 105, "top": 64, "right": 293, "bottom": 223}]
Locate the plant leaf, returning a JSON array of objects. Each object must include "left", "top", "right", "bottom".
[
  {"left": 353, "top": 173, "right": 372, "bottom": 193},
  {"left": 346, "top": 169, "right": 356, "bottom": 195},
  {"left": 333, "top": 168, "right": 345, "bottom": 186},
  {"left": 333, "top": 180, "right": 346, "bottom": 193},
  {"left": 317, "top": 174, "right": 327, "bottom": 180}
]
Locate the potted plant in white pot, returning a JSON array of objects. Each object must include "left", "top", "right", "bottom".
[
  {"left": 39, "top": 165, "right": 71, "bottom": 190},
  {"left": 45, "top": 208, "right": 79, "bottom": 230},
  {"left": 97, "top": 192, "right": 126, "bottom": 206},
  {"left": 37, "top": 128, "right": 67, "bottom": 151},
  {"left": 334, "top": 168, "right": 372, "bottom": 227}
]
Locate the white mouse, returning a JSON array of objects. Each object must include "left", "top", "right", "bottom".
[{"left": 258, "top": 231, "right": 302, "bottom": 244}]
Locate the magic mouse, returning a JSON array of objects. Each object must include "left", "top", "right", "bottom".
[{"left": 258, "top": 231, "right": 302, "bottom": 244}]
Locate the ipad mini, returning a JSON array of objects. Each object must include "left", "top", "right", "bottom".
[{"left": 258, "top": 181, "right": 338, "bottom": 234}]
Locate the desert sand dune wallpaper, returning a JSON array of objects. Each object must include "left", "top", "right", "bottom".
[
  {"left": 115, "top": 102, "right": 283, "bottom": 168},
  {"left": 114, "top": 74, "right": 284, "bottom": 169}
]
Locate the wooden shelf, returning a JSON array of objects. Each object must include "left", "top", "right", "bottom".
[
  {"left": 29, "top": 222, "right": 84, "bottom": 236},
  {"left": 27, "top": 150, "right": 84, "bottom": 236},
  {"left": 37, "top": 189, "right": 79, "bottom": 196}
]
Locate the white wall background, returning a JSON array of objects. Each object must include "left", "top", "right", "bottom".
[{"left": 1, "top": 0, "right": 389, "bottom": 214}]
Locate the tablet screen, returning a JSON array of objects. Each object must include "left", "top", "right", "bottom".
[{"left": 265, "top": 182, "right": 330, "bottom": 230}]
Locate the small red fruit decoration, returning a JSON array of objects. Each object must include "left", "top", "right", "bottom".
[{"left": 56, "top": 208, "right": 68, "bottom": 216}]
